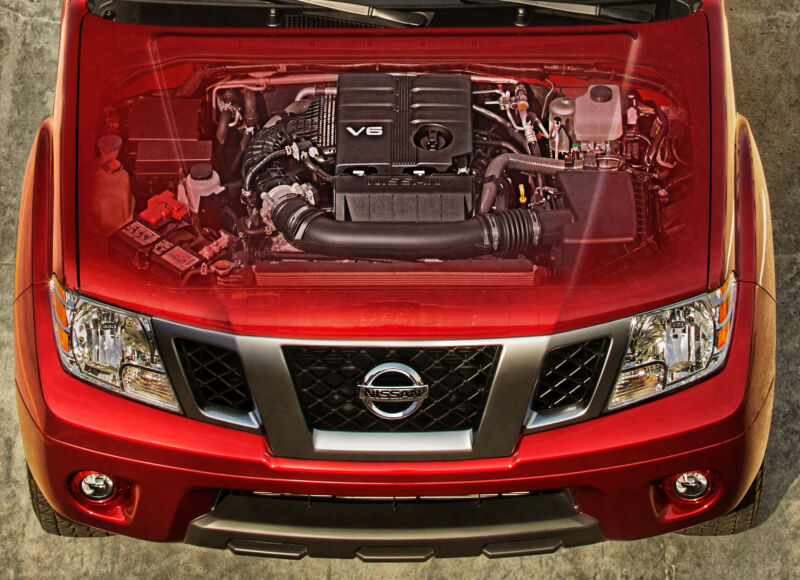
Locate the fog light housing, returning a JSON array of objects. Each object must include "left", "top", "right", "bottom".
[
  {"left": 76, "top": 472, "right": 116, "bottom": 502},
  {"left": 673, "top": 472, "right": 709, "bottom": 500}
]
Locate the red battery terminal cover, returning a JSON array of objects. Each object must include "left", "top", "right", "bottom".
[{"left": 139, "top": 190, "right": 188, "bottom": 226}]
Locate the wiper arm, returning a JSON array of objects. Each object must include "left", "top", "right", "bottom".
[
  {"left": 288, "top": 0, "right": 429, "bottom": 27},
  {"left": 497, "top": 0, "right": 652, "bottom": 23}
]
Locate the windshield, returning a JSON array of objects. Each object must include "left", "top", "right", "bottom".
[{"left": 88, "top": 0, "right": 702, "bottom": 28}]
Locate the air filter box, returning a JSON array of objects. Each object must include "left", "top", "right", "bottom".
[{"left": 556, "top": 170, "right": 637, "bottom": 243}]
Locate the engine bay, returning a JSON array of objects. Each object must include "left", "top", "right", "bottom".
[{"left": 89, "top": 64, "right": 693, "bottom": 286}]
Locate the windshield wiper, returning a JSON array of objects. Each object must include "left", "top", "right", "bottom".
[
  {"left": 277, "top": 0, "right": 430, "bottom": 26},
  {"left": 495, "top": 0, "right": 652, "bottom": 23}
]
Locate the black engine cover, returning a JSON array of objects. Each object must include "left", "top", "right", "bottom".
[
  {"left": 333, "top": 73, "right": 474, "bottom": 222},
  {"left": 334, "top": 73, "right": 473, "bottom": 174},
  {"left": 334, "top": 174, "right": 474, "bottom": 223}
]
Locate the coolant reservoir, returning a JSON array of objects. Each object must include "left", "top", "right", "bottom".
[
  {"left": 92, "top": 134, "right": 133, "bottom": 235},
  {"left": 186, "top": 163, "right": 225, "bottom": 213},
  {"left": 574, "top": 85, "right": 623, "bottom": 143}
]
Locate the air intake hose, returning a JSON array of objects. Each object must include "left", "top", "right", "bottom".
[
  {"left": 478, "top": 154, "right": 584, "bottom": 214},
  {"left": 268, "top": 195, "right": 572, "bottom": 259}
]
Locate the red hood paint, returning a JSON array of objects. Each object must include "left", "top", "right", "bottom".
[{"left": 73, "top": 12, "right": 712, "bottom": 339}]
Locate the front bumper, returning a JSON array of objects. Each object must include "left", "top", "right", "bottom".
[
  {"left": 186, "top": 491, "right": 603, "bottom": 560},
  {"left": 15, "top": 280, "right": 775, "bottom": 555}
]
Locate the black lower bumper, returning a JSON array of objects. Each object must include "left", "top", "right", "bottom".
[{"left": 184, "top": 491, "right": 604, "bottom": 561}]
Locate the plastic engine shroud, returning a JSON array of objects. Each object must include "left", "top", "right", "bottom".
[{"left": 332, "top": 73, "right": 475, "bottom": 223}]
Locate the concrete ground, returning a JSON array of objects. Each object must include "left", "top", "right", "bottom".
[{"left": 0, "top": 0, "right": 797, "bottom": 577}]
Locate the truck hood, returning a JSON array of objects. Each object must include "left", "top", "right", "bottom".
[{"left": 73, "top": 12, "right": 712, "bottom": 339}]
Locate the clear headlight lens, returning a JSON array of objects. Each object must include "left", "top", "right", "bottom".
[
  {"left": 608, "top": 274, "right": 736, "bottom": 410},
  {"left": 50, "top": 276, "right": 181, "bottom": 413}
]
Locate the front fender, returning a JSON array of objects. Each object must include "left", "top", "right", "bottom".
[
  {"left": 734, "top": 116, "right": 775, "bottom": 297},
  {"left": 15, "top": 118, "right": 55, "bottom": 300}
]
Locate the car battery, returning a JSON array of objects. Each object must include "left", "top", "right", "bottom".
[
  {"left": 148, "top": 234, "right": 203, "bottom": 281},
  {"left": 110, "top": 219, "right": 204, "bottom": 282}
]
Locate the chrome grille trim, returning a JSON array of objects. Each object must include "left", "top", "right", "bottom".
[
  {"left": 312, "top": 429, "right": 473, "bottom": 453},
  {"left": 152, "top": 317, "right": 632, "bottom": 461}
]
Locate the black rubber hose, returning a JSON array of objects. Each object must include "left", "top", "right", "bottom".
[
  {"left": 216, "top": 108, "right": 233, "bottom": 145},
  {"left": 472, "top": 105, "right": 528, "bottom": 151},
  {"left": 478, "top": 154, "right": 583, "bottom": 214},
  {"left": 231, "top": 91, "right": 260, "bottom": 177},
  {"left": 302, "top": 156, "right": 333, "bottom": 183},
  {"left": 474, "top": 138, "right": 521, "bottom": 154},
  {"left": 236, "top": 216, "right": 266, "bottom": 236},
  {"left": 244, "top": 149, "right": 289, "bottom": 192},
  {"left": 645, "top": 104, "right": 669, "bottom": 168},
  {"left": 243, "top": 90, "right": 259, "bottom": 127},
  {"left": 242, "top": 123, "right": 289, "bottom": 182},
  {"left": 228, "top": 131, "right": 251, "bottom": 177},
  {"left": 270, "top": 196, "right": 571, "bottom": 260}
]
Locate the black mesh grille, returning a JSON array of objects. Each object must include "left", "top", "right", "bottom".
[
  {"left": 176, "top": 339, "right": 253, "bottom": 413},
  {"left": 282, "top": 346, "right": 500, "bottom": 432},
  {"left": 531, "top": 338, "right": 610, "bottom": 413}
]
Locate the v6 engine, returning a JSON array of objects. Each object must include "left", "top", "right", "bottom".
[
  {"left": 103, "top": 65, "right": 690, "bottom": 282},
  {"left": 333, "top": 73, "right": 474, "bottom": 223}
]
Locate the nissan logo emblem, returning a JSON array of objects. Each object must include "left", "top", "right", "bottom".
[{"left": 357, "top": 363, "right": 429, "bottom": 420}]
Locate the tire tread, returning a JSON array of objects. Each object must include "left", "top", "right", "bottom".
[
  {"left": 677, "top": 463, "right": 763, "bottom": 536},
  {"left": 27, "top": 468, "right": 112, "bottom": 538}
]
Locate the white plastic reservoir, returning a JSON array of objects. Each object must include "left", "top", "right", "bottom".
[
  {"left": 92, "top": 134, "right": 133, "bottom": 235},
  {"left": 574, "top": 85, "right": 623, "bottom": 143},
  {"left": 186, "top": 163, "right": 225, "bottom": 213}
]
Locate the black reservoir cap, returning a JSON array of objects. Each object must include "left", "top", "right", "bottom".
[{"left": 190, "top": 163, "right": 214, "bottom": 181}]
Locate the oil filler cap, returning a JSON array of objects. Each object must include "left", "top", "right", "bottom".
[{"left": 414, "top": 124, "right": 453, "bottom": 151}]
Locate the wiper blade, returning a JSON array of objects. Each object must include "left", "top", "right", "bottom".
[
  {"left": 286, "top": 0, "right": 430, "bottom": 27},
  {"left": 498, "top": 0, "right": 652, "bottom": 23}
]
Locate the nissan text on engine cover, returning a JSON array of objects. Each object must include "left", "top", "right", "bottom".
[{"left": 14, "top": 0, "right": 776, "bottom": 560}]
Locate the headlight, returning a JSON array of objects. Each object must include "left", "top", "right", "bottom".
[
  {"left": 50, "top": 276, "right": 181, "bottom": 413},
  {"left": 607, "top": 274, "right": 736, "bottom": 410}
]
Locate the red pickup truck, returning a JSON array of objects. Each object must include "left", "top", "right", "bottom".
[{"left": 15, "top": 0, "right": 775, "bottom": 560}]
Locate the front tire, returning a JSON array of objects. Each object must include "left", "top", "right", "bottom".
[
  {"left": 27, "top": 468, "right": 112, "bottom": 537},
  {"left": 677, "top": 462, "right": 764, "bottom": 536}
]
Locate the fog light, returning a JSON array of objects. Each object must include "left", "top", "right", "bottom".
[
  {"left": 78, "top": 472, "right": 115, "bottom": 502},
  {"left": 673, "top": 472, "right": 709, "bottom": 499}
]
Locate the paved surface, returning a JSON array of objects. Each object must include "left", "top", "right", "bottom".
[{"left": 1, "top": 1, "right": 797, "bottom": 577}]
